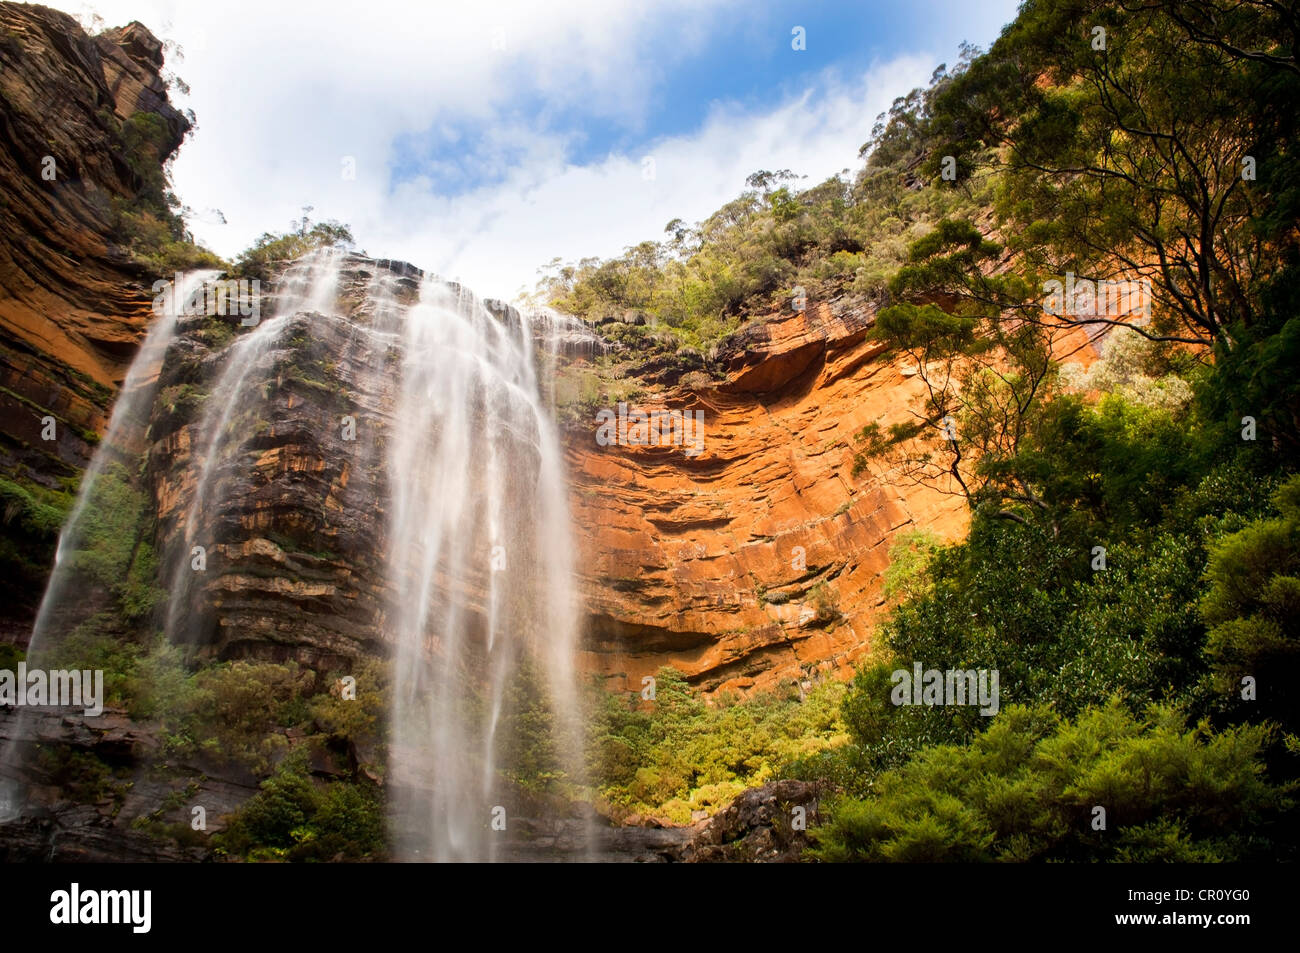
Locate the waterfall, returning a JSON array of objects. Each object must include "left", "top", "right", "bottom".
[
  {"left": 386, "top": 276, "right": 585, "bottom": 862},
  {"left": 162, "top": 248, "right": 349, "bottom": 645},
  {"left": 154, "top": 252, "right": 586, "bottom": 859},
  {"left": 0, "top": 268, "right": 217, "bottom": 820},
  {"left": 29, "top": 269, "right": 220, "bottom": 655},
  {"left": 2, "top": 252, "right": 587, "bottom": 857}
]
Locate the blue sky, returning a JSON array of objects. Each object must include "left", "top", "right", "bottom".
[
  {"left": 387, "top": 1, "right": 1010, "bottom": 197},
  {"left": 54, "top": 0, "right": 1021, "bottom": 299}
]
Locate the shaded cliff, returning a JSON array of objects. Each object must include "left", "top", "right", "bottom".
[
  {"left": 0, "top": 2, "right": 193, "bottom": 628},
  {"left": 146, "top": 258, "right": 410, "bottom": 669}
]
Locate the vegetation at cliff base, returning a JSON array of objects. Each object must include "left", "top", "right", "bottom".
[
  {"left": 809, "top": 701, "right": 1290, "bottom": 862},
  {"left": 586, "top": 668, "right": 847, "bottom": 824}
]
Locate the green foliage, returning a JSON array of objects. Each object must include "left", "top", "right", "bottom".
[
  {"left": 116, "top": 541, "right": 166, "bottom": 623},
  {"left": 881, "top": 528, "right": 942, "bottom": 602},
  {"left": 0, "top": 474, "right": 72, "bottom": 610},
  {"left": 159, "top": 382, "right": 209, "bottom": 417},
  {"left": 0, "top": 475, "right": 70, "bottom": 538},
  {"left": 924, "top": 0, "right": 1292, "bottom": 346},
  {"left": 810, "top": 701, "right": 1292, "bottom": 862},
  {"left": 46, "top": 621, "right": 143, "bottom": 708},
  {"left": 161, "top": 660, "right": 314, "bottom": 773},
  {"left": 233, "top": 219, "right": 356, "bottom": 283},
  {"left": 215, "top": 754, "right": 385, "bottom": 861},
  {"left": 34, "top": 746, "right": 124, "bottom": 806},
  {"left": 126, "top": 639, "right": 194, "bottom": 721},
  {"left": 107, "top": 108, "right": 225, "bottom": 277},
  {"left": 0, "top": 642, "right": 24, "bottom": 671},
  {"left": 837, "top": 404, "right": 1279, "bottom": 782},
  {"left": 1200, "top": 475, "right": 1300, "bottom": 732},
  {"left": 588, "top": 667, "right": 847, "bottom": 822},
  {"left": 59, "top": 464, "right": 148, "bottom": 588},
  {"left": 496, "top": 656, "right": 568, "bottom": 792},
  {"left": 307, "top": 658, "right": 388, "bottom": 753},
  {"left": 551, "top": 363, "right": 643, "bottom": 426},
  {"left": 195, "top": 318, "right": 238, "bottom": 350}
]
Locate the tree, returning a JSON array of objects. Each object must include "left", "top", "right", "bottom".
[
  {"left": 744, "top": 169, "right": 799, "bottom": 194},
  {"left": 927, "top": 0, "right": 1299, "bottom": 348},
  {"left": 233, "top": 219, "right": 356, "bottom": 282},
  {"left": 1200, "top": 474, "right": 1300, "bottom": 733},
  {"left": 853, "top": 220, "right": 1059, "bottom": 527}
]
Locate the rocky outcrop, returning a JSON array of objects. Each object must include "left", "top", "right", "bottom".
[
  {"left": 0, "top": 3, "right": 191, "bottom": 624},
  {"left": 672, "top": 779, "right": 822, "bottom": 862},
  {"left": 567, "top": 295, "right": 968, "bottom": 696},
  {"left": 144, "top": 260, "right": 411, "bottom": 669},
  {"left": 0, "top": 705, "right": 252, "bottom": 862}
]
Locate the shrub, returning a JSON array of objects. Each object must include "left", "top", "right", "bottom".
[
  {"left": 163, "top": 661, "right": 314, "bottom": 773},
  {"left": 216, "top": 755, "right": 385, "bottom": 861},
  {"left": 810, "top": 701, "right": 1292, "bottom": 862},
  {"left": 232, "top": 220, "right": 355, "bottom": 283},
  {"left": 587, "top": 667, "right": 847, "bottom": 821}
]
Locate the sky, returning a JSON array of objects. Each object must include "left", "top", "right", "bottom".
[{"left": 50, "top": 0, "right": 1022, "bottom": 301}]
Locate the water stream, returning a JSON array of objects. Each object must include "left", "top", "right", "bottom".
[
  {"left": 0, "top": 268, "right": 217, "bottom": 820},
  {"left": 385, "top": 275, "right": 585, "bottom": 861}
]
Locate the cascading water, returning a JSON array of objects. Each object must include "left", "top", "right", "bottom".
[
  {"left": 155, "top": 251, "right": 586, "bottom": 859},
  {"left": 162, "top": 248, "right": 349, "bottom": 644},
  {"left": 2, "top": 250, "right": 588, "bottom": 858},
  {"left": 0, "top": 268, "right": 218, "bottom": 820},
  {"left": 386, "top": 276, "right": 586, "bottom": 862},
  {"left": 31, "top": 269, "right": 220, "bottom": 653}
]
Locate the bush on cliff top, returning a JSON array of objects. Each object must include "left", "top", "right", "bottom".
[{"left": 232, "top": 218, "right": 356, "bottom": 283}]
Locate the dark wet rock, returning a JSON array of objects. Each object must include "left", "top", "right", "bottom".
[{"left": 672, "top": 780, "right": 822, "bottom": 862}]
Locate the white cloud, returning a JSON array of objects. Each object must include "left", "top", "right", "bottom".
[
  {"left": 386, "top": 56, "right": 936, "bottom": 299},
  {"left": 50, "top": 1, "right": 948, "bottom": 300}
]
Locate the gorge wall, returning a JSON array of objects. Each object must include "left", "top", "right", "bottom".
[
  {"left": 0, "top": 2, "right": 190, "bottom": 628},
  {"left": 141, "top": 262, "right": 970, "bottom": 698},
  {"left": 567, "top": 297, "right": 968, "bottom": 696}
]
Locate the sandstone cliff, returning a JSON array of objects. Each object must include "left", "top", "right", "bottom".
[
  {"left": 567, "top": 295, "right": 968, "bottom": 696},
  {"left": 133, "top": 258, "right": 968, "bottom": 699},
  {"left": 0, "top": 2, "right": 191, "bottom": 625}
]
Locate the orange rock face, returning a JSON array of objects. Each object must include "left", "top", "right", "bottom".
[
  {"left": 0, "top": 4, "right": 191, "bottom": 624},
  {"left": 0, "top": 6, "right": 191, "bottom": 464},
  {"left": 565, "top": 295, "right": 970, "bottom": 696}
]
